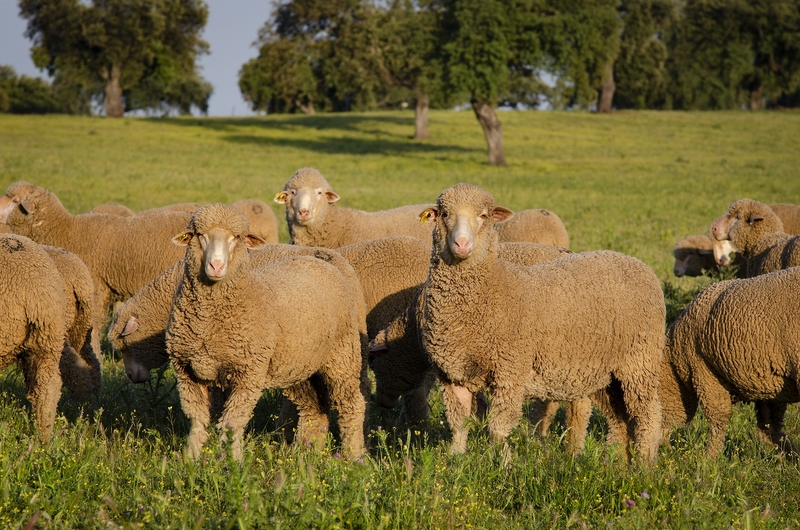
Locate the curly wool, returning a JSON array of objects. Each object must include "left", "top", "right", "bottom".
[
  {"left": 769, "top": 203, "right": 800, "bottom": 235},
  {"left": 0, "top": 234, "right": 67, "bottom": 443},
  {"left": 419, "top": 183, "right": 664, "bottom": 461},
  {"left": 661, "top": 267, "right": 800, "bottom": 456}
]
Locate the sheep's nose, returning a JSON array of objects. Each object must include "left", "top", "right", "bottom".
[
  {"left": 453, "top": 238, "right": 472, "bottom": 256},
  {"left": 207, "top": 260, "right": 226, "bottom": 277}
]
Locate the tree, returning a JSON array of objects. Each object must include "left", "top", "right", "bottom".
[
  {"left": 20, "top": 0, "right": 211, "bottom": 117},
  {"left": 0, "top": 64, "right": 91, "bottom": 114},
  {"left": 443, "top": 0, "right": 515, "bottom": 165}
]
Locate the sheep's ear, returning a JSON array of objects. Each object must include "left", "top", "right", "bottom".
[
  {"left": 491, "top": 206, "right": 514, "bottom": 223},
  {"left": 748, "top": 214, "right": 764, "bottom": 223},
  {"left": 274, "top": 191, "right": 288, "bottom": 204},
  {"left": 325, "top": 190, "right": 340, "bottom": 203},
  {"left": 243, "top": 234, "right": 267, "bottom": 249},
  {"left": 369, "top": 342, "right": 388, "bottom": 353},
  {"left": 697, "top": 249, "right": 713, "bottom": 256},
  {"left": 120, "top": 317, "right": 139, "bottom": 337},
  {"left": 20, "top": 200, "right": 35, "bottom": 214},
  {"left": 419, "top": 207, "right": 438, "bottom": 224},
  {"left": 172, "top": 231, "right": 193, "bottom": 246}
]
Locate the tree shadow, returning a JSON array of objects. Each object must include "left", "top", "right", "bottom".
[{"left": 222, "top": 134, "right": 474, "bottom": 157}]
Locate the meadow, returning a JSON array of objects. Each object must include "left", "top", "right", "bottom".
[{"left": 0, "top": 109, "right": 799, "bottom": 528}]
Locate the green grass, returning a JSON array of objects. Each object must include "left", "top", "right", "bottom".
[{"left": 1, "top": 110, "right": 800, "bottom": 528}]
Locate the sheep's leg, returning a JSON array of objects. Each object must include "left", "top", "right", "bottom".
[
  {"left": 283, "top": 380, "right": 329, "bottom": 448},
  {"left": 527, "top": 400, "right": 560, "bottom": 438},
  {"left": 217, "top": 384, "right": 263, "bottom": 461},
  {"left": 173, "top": 363, "right": 211, "bottom": 459},
  {"left": 91, "top": 283, "right": 113, "bottom": 361},
  {"left": 19, "top": 350, "right": 62, "bottom": 444},
  {"left": 565, "top": 398, "right": 593, "bottom": 454},
  {"left": 692, "top": 364, "right": 732, "bottom": 458},
  {"left": 756, "top": 401, "right": 792, "bottom": 453},
  {"left": 441, "top": 382, "right": 473, "bottom": 454},
  {"left": 487, "top": 385, "right": 525, "bottom": 466}
]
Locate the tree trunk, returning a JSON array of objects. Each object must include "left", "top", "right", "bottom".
[
  {"left": 749, "top": 85, "right": 763, "bottom": 111},
  {"left": 471, "top": 99, "right": 506, "bottom": 166},
  {"left": 414, "top": 94, "right": 429, "bottom": 140},
  {"left": 102, "top": 64, "right": 124, "bottom": 118},
  {"left": 297, "top": 98, "right": 315, "bottom": 115},
  {"left": 597, "top": 61, "right": 616, "bottom": 113}
]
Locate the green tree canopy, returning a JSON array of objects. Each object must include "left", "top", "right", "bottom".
[{"left": 19, "top": 0, "right": 212, "bottom": 117}]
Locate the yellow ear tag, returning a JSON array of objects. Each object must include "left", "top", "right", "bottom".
[
  {"left": 420, "top": 211, "right": 431, "bottom": 224},
  {"left": 274, "top": 192, "right": 286, "bottom": 202},
  {"left": 179, "top": 233, "right": 192, "bottom": 243}
]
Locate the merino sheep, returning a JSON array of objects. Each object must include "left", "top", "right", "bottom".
[
  {"left": 496, "top": 209, "right": 570, "bottom": 248},
  {"left": 660, "top": 267, "right": 800, "bottom": 456},
  {"left": 416, "top": 184, "right": 664, "bottom": 461},
  {"left": 0, "top": 234, "right": 67, "bottom": 443},
  {"left": 166, "top": 204, "right": 365, "bottom": 460},
  {"left": 90, "top": 203, "right": 135, "bottom": 216},
  {"left": 41, "top": 246, "right": 101, "bottom": 405},
  {"left": 139, "top": 199, "right": 280, "bottom": 244},
  {"left": 0, "top": 181, "right": 192, "bottom": 351},
  {"left": 710, "top": 198, "right": 800, "bottom": 277},
  {"left": 769, "top": 203, "right": 800, "bottom": 235},
  {"left": 275, "top": 167, "right": 433, "bottom": 247}
]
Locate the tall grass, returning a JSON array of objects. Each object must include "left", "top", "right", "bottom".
[{"left": 1, "top": 110, "right": 799, "bottom": 528}]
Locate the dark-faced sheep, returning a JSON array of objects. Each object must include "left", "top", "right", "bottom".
[
  {"left": 165, "top": 205, "right": 366, "bottom": 460},
  {"left": 416, "top": 184, "right": 664, "bottom": 461}
]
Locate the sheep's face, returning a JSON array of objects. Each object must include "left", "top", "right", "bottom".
[
  {"left": 421, "top": 184, "right": 512, "bottom": 263},
  {"left": 275, "top": 185, "right": 339, "bottom": 226},
  {"left": 711, "top": 238, "right": 737, "bottom": 266},
  {"left": 173, "top": 204, "right": 266, "bottom": 283},
  {"left": 724, "top": 199, "right": 784, "bottom": 252},
  {"left": 110, "top": 315, "right": 170, "bottom": 382},
  {"left": 0, "top": 182, "right": 50, "bottom": 229}
]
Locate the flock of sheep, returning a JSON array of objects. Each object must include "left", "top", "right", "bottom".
[{"left": 1, "top": 168, "right": 799, "bottom": 464}]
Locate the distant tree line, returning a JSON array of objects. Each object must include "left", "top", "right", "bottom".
[{"left": 239, "top": 0, "right": 800, "bottom": 164}]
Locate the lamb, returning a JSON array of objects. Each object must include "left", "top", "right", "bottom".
[
  {"left": 276, "top": 168, "right": 571, "bottom": 250},
  {"left": 769, "top": 203, "right": 800, "bottom": 235},
  {"left": 0, "top": 181, "right": 193, "bottom": 350},
  {"left": 0, "top": 234, "right": 68, "bottom": 443},
  {"left": 41, "top": 245, "right": 101, "bottom": 405},
  {"left": 660, "top": 267, "right": 800, "bottom": 456},
  {"left": 165, "top": 204, "right": 366, "bottom": 460},
  {"left": 415, "top": 183, "right": 664, "bottom": 461},
  {"left": 673, "top": 234, "right": 742, "bottom": 278},
  {"left": 710, "top": 198, "right": 800, "bottom": 277}
]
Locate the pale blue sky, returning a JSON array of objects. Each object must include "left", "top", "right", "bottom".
[{"left": 0, "top": 1, "right": 273, "bottom": 116}]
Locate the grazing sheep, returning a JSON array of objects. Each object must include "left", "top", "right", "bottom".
[
  {"left": 89, "top": 203, "right": 135, "bottom": 216},
  {"left": 275, "top": 167, "right": 433, "bottom": 247},
  {"left": 660, "top": 267, "right": 800, "bottom": 456},
  {"left": 0, "top": 234, "right": 67, "bottom": 443},
  {"left": 41, "top": 246, "right": 101, "bottom": 405},
  {"left": 0, "top": 181, "right": 192, "bottom": 351},
  {"left": 673, "top": 234, "right": 743, "bottom": 278},
  {"left": 166, "top": 204, "right": 365, "bottom": 460},
  {"left": 769, "top": 203, "right": 800, "bottom": 235},
  {"left": 710, "top": 198, "right": 800, "bottom": 277},
  {"left": 496, "top": 209, "right": 570, "bottom": 248},
  {"left": 416, "top": 184, "right": 664, "bottom": 461}
]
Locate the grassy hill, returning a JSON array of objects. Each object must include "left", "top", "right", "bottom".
[{"left": 0, "top": 110, "right": 799, "bottom": 528}]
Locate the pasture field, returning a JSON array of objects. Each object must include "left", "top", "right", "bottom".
[{"left": 0, "top": 110, "right": 799, "bottom": 528}]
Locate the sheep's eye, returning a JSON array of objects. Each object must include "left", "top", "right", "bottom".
[
  {"left": 479, "top": 213, "right": 488, "bottom": 219},
  {"left": 12, "top": 197, "right": 20, "bottom": 204},
  {"left": 441, "top": 212, "right": 448, "bottom": 218}
]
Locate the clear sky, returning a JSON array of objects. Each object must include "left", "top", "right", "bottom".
[{"left": 0, "top": 1, "right": 273, "bottom": 117}]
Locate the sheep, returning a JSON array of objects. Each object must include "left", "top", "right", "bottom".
[
  {"left": 165, "top": 204, "right": 366, "bottom": 460},
  {"left": 769, "top": 203, "right": 800, "bottom": 235},
  {"left": 495, "top": 209, "right": 570, "bottom": 248},
  {"left": 275, "top": 167, "right": 434, "bottom": 247},
  {"left": 41, "top": 245, "right": 101, "bottom": 406},
  {"left": 673, "top": 234, "right": 743, "bottom": 278},
  {"left": 0, "top": 181, "right": 192, "bottom": 352},
  {"left": 89, "top": 203, "right": 135, "bottom": 216},
  {"left": 0, "top": 234, "right": 68, "bottom": 443},
  {"left": 276, "top": 168, "right": 571, "bottom": 250},
  {"left": 709, "top": 198, "right": 800, "bottom": 277},
  {"left": 660, "top": 266, "right": 800, "bottom": 456},
  {"left": 415, "top": 183, "right": 664, "bottom": 461}
]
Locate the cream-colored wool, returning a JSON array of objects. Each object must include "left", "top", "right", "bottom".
[
  {"left": 165, "top": 204, "right": 366, "bottom": 460},
  {"left": 89, "top": 203, "right": 135, "bottom": 216},
  {"left": 495, "top": 209, "right": 570, "bottom": 248},
  {"left": 417, "top": 184, "right": 664, "bottom": 461},
  {"left": 769, "top": 203, "right": 800, "bottom": 235},
  {"left": 0, "top": 234, "right": 67, "bottom": 443},
  {"left": 661, "top": 267, "right": 800, "bottom": 456}
]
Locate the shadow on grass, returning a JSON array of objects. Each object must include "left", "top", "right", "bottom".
[{"left": 148, "top": 114, "right": 478, "bottom": 157}]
